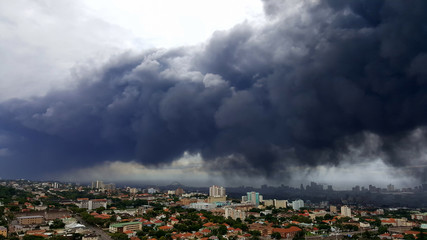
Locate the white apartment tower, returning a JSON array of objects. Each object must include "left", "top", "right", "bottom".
[
  {"left": 341, "top": 205, "right": 352, "bottom": 217},
  {"left": 209, "top": 185, "right": 226, "bottom": 197}
]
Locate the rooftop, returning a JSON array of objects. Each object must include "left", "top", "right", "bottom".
[{"left": 110, "top": 222, "right": 142, "bottom": 228}]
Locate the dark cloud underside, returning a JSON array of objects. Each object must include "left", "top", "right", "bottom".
[{"left": 1, "top": 0, "right": 427, "bottom": 180}]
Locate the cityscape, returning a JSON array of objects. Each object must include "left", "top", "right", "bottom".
[
  {"left": 1, "top": 179, "right": 427, "bottom": 240},
  {"left": 1, "top": 0, "right": 427, "bottom": 240}
]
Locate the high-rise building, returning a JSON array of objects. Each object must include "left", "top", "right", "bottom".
[
  {"left": 292, "top": 199, "right": 304, "bottom": 210},
  {"left": 225, "top": 207, "right": 246, "bottom": 220},
  {"left": 274, "top": 199, "right": 288, "bottom": 208},
  {"left": 341, "top": 205, "right": 351, "bottom": 217},
  {"left": 209, "top": 185, "right": 226, "bottom": 197},
  {"left": 330, "top": 205, "right": 337, "bottom": 214},
  {"left": 247, "top": 192, "right": 261, "bottom": 206},
  {"left": 91, "top": 180, "right": 104, "bottom": 189},
  {"left": 387, "top": 184, "right": 395, "bottom": 192}
]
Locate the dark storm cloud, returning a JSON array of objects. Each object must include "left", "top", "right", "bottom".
[{"left": 1, "top": 0, "right": 427, "bottom": 179}]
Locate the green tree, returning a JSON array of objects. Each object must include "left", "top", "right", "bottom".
[
  {"left": 50, "top": 219, "right": 65, "bottom": 229},
  {"left": 110, "top": 233, "right": 129, "bottom": 240},
  {"left": 23, "top": 235, "right": 45, "bottom": 240},
  {"left": 293, "top": 230, "right": 305, "bottom": 240},
  {"left": 271, "top": 232, "right": 282, "bottom": 239},
  {"left": 218, "top": 225, "right": 228, "bottom": 235},
  {"left": 378, "top": 225, "right": 388, "bottom": 234},
  {"left": 404, "top": 234, "right": 416, "bottom": 240}
]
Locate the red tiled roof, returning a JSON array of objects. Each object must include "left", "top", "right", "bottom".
[
  {"left": 159, "top": 226, "right": 173, "bottom": 230},
  {"left": 273, "top": 226, "right": 302, "bottom": 234}
]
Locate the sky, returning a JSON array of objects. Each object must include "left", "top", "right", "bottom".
[{"left": 1, "top": 0, "right": 427, "bottom": 189}]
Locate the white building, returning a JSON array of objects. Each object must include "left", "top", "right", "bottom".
[
  {"left": 209, "top": 185, "right": 226, "bottom": 197},
  {"left": 292, "top": 199, "right": 304, "bottom": 210},
  {"left": 147, "top": 188, "right": 158, "bottom": 194},
  {"left": 341, "top": 205, "right": 352, "bottom": 217},
  {"left": 188, "top": 203, "right": 217, "bottom": 210},
  {"left": 77, "top": 199, "right": 107, "bottom": 210},
  {"left": 225, "top": 207, "right": 246, "bottom": 220},
  {"left": 91, "top": 180, "right": 104, "bottom": 189}
]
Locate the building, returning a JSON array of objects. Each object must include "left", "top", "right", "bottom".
[
  {"left": 274, "top": 200, "right": 288, "bottom": 208},
  {"left": 272, "top": 226, "right": 302, "bottom": 238},
  {"left": 209, "top": 185, "right": 226, "bottom": 197},
  {"left": 17, "top": 216, "right": 44, "bottom": 225},
  {"left": 188, "top": 202, "right": 216, "bottom": 210},
  {"left": 104, "top": 183, "right": 116, "bottom": 191},
  {"left": 91, "top": 180, "right": 104, "bottom": 189},
  {"left": 225, "top": 207, "right": 246, "bottom": 220},
  {"left": 292, "top": 200, "right": 304, "bottom": 210},
  {"left": 109, "top": 222, "right": 142, "bottom": 233},
  {"left": 175, "top": 188, "right": 184, "bottom": 196},
  {"left": 147, "top": 188, "right": 158, "bottom": 194},
  {"left": 263, "top": 199, "right": 274, "bottom": 207},
  {"left": 89, "top": 199, "right": 107, "bottom": 210},
  {"left": 129, "top": 188, "right": 138, "bottom": 195},
  {"left": 82, "top": 234, "right": 99, "bottom": 240},
  {"left": 341, "top": 205, "right": 352, "bottom": 217},
  {"left": 77, "top": 199, "right": 107, "bottom": 210},
  {"left": 207, "top": 196, "right": 227, "bottom": 203},
  {"left": 246, "top": 192, "right": 262, "bottom": 206},
  {"left": 76, "top": 198, "right": 89, "bottom": 209},
  {"left": 330, "top": 205, "right": 337, "bottom": 214},
  {"left": 0, "top": 226, "right": 7, "bottom": 237}
]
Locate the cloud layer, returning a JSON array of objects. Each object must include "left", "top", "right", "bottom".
[{"left": 1, "top": 0, "right": 427, "bottom": 183}]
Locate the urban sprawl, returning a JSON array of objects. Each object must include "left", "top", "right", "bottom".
[{"left": 1, "top": 180, "right": 427, "bottom": 240}]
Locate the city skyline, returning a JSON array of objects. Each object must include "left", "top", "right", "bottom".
[{"left": 1, "top": 1, "right": 427, "bottom": 188}]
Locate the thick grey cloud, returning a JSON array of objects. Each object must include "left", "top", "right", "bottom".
[{"left": 1, "top": 0, "right": 427, "bottom": 181}]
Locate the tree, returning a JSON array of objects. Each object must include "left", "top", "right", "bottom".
[
  {"left": 293, "top": 230, "right": 305, "bottom": 240},
  {"left": 249, "top": 231, "right": 261, "bottom": 237},
  {"left": 23, "top": 236, "right": 45, "bottom": 240},
  {"left": 50, "top": 219, "right": 65, "bottom": 229},
  {"left": 218, "top": 225, "right": 228, "bottom": 235},
  {"left": 110, "top": 233, "right": 129, "bottom": 240},
  {"left": 271, "top": 232, "right": 282, "bottom": 239},
  {"left": 404, "top": 234, "right": 416, "bottom": 240},
  {"left": 96, "top": 206, "right": 106, "bottom": 214},
  {"left": 378, "top": 225, "right": 388, "bottom": 234}
]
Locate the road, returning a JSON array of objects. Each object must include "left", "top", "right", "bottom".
[{"left": 75, "top": 214, "right": 113, "bottom": 240}]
